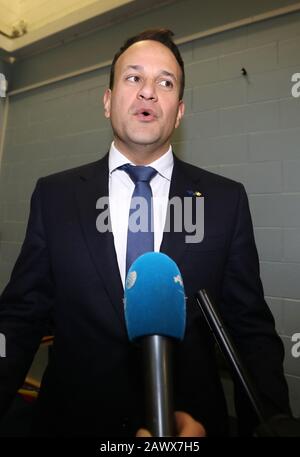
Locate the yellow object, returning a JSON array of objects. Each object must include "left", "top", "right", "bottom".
[{"left": 18, "top": 388, "right": 38, "bottom": 399}]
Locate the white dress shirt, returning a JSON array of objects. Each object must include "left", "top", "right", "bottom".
[{"left": 108, "top": 142, "right": 173, "bottom": 287}]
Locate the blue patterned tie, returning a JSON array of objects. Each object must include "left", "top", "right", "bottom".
[{"left": 119, "top": 164, "right": 157, "bottom": 275}]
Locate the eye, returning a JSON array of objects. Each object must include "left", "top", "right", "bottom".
[
  {"left": 158, "top": 79, "right": 173, "bottom": 88},
  {"left": 126, "top": 75, "right": 140, "bottom": 83}
]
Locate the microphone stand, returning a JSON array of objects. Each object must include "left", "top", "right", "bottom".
[{"left": 195, "top": 289, "right": 300, "bottom": 437}]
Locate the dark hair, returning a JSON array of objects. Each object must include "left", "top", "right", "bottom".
[{"left": 109, "top": 28, "right": 185, "bottom": 99}]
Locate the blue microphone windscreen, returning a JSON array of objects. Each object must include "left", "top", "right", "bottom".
[{"left": 124, "top": 252, "right": 186, "bottom": 341}]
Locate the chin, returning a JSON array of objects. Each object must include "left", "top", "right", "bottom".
[{"left": 128, "top": 135, "right": 162, "bottom": 146}]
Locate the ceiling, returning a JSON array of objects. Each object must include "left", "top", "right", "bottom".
[{"left": 0, "top": 0, "right": 174, "bottom": 58}]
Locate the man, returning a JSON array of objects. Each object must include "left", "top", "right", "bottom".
[{"left": 0, "top": 29, "right": 291, "bottom": 437}]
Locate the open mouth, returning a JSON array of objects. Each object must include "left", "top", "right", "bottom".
[{"left": 135, "top": 109, "right": 156, "bottom": 121}]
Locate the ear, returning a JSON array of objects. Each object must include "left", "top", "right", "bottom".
[
  {"left": 175, "top": 100, "right": 185, "bottom": 129},
  {"left": 103, "top": 88, "right": 112, "bottom": 118}
]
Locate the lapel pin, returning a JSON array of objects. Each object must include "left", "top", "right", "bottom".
[{"left": 186, "top": 190, "right": 202, "bottom": 197}]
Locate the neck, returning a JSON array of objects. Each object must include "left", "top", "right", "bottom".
[{"left": 114, "top": 140, "right": 170, "bottom": 165}]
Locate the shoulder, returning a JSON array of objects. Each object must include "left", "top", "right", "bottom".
[
  {"left": 174, "top": 156, "right": 244, "bottom": 194},
  {"left": 40, "top": 155, "right": 108, "bottom": 185},
  {"left": 32, "top": 155, "right": 108, "bottom": 197},
  {"left": 29, "top": 155, "right": 108, "bottom": 207}
]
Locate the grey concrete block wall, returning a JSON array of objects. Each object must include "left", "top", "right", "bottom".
[
  {"left": 0, "top": 100, "right": 4, "bottom": 142},
  {"left": 0, "top": 61, "right": 9, "bottom": 289},
  {"left": 12, "top": 0, "right": 300, "bottom": 91},
  {"left": 0, "top": 3, "right": 300, "bottom": 418},
  {"left": 0, "top": 69, "right": 112, "bottom": 291},
  {"left": 178, "top": 12, "right": 300, "bottom": 416}
]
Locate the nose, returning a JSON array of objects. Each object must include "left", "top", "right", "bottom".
[{"left": 137, "top": 79, "right": 157, "bottom": 102}]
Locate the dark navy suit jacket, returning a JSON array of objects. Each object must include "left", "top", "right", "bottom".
[{"left": 0, "top": 154, "right": 290, "bottom": 436}]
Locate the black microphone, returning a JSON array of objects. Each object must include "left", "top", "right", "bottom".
[
  {"left": 124, "top": 252, "right": 186, "bottom": 437},
  {"left": 195, "top": 289, "right": 300, "bottom": 437}
]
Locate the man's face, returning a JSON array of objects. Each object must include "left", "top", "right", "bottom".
[{"left": 103, "top": 40, "right": 185, "bottom": 159}]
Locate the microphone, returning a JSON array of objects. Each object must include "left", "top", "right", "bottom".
[
  {"left": 195, "top": 289, "right": 300, "bottom": 437},
  {"left": 195, "top": 290, "right": 268, "bottom": 429},
  {"left": 124, "top": 252, "right": 186, "bottom": 437}
]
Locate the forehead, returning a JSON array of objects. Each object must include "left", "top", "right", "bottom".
[{"left": 115, "top": 40, "right": 181, "bottom": 75}]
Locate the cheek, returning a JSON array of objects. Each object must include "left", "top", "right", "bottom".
[
  {"left": 163, "top": 103, "right": 180, "bottom": 126},
  {"left": 112, "top": 95, "right": 131, "bottom": 118},
  {"left": 110, "top": 98, "right": 126, "bottom": 121}
]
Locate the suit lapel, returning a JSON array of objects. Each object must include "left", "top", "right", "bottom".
[
  {"left": 74, "top": 154, "right": 200, "bottom": 323},
  {"left": 75, "top": 155, "right": 125, "bottom": 325},
  {"left": 160, "top": 156, "right": 199, "bottom": 265}
]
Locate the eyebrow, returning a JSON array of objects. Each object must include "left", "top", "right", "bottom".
[{"left": 123, "top": 65, "right": 177, "bottom": 81}]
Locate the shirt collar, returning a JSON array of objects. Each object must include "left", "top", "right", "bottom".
[{"left": 108, "top": 141, "right": 173, "bottom": 181}]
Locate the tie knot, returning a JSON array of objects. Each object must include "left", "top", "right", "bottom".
[{"left": 119, "top": 163, "right": 157, "bottom": 184}]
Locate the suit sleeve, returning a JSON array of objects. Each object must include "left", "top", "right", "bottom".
[
  {"left": 220, "top": 183, "right": 291, "bottom": 433},
  {"left": 0, "top": 179, "right": 54, "bottom": 418}
]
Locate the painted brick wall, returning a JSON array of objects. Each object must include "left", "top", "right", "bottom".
[
  {"left": 0, "top": 68, "right": 112, "bottom": 290},
  {"left": 0, "top": 7, "right": 300, "bottom": 418},
  {"left": 173, "top": 13, "right": 300, "bottom": 416}
]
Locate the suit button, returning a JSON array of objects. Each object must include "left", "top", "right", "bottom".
[{"left": 122, "top": 417, "right": 129, "bottom": 429}]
